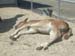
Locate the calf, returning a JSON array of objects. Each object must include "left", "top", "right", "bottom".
[{"left": 10, "top": 18, "right": 73, "bottom": 50}]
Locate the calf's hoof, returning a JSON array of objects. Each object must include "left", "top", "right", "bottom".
[
  {"left": 36, "top": 46, "right": 43, "bottom": 50},
  {"left": 10, "top": 36, "right": 17, "bottom": 41},
  {"left": 44, "top": 47, "right": 48, "bottom": 50}
]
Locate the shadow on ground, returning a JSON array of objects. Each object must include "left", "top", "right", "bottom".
[{"left": 0, "top": 14, "right": 24, "bottom": 33}]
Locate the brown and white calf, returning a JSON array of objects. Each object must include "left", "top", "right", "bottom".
[{"left": 10, "top": 18, "right": 73, "bottom": 50}]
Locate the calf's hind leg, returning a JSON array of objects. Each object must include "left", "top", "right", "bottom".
[{"left": 10, "top": 28, "right": 37, "bottom": 41}]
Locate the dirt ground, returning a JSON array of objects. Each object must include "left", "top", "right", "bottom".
[{"left": 0, "top": 7, "right": 75, "bottom": 56}]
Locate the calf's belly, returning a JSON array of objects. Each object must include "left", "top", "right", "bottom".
[{"left": 37, "top": 27, "right": 51, "bottom": 34}]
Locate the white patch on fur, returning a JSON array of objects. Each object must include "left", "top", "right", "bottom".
[{"left": 37, "top": 22, "right": 52, "bottom": 33}]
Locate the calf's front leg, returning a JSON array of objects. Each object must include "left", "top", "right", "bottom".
[{"left": 36, "top": 29, "right": 61, "bottom": 50}]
